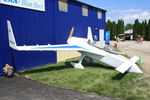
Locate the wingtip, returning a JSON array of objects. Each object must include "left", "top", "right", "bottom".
[{"left": 127, "top": 63, "right": 143, "bottom": 74}]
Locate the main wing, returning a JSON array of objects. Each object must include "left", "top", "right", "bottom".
[{"left": 7, "top": 20, "right": 86, "bottom": 51}]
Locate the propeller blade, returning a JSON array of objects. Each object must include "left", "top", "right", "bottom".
[{"left": 68, "top": 26, "right": 74, "bottom": 39}]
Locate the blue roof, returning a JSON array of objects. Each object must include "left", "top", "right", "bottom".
[{"left": 76, "top": 0, "right": 107, "bottom": 12}]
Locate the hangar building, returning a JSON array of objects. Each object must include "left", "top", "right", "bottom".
[{"left": 0, "top": 0, "right": 106, "bottom": 74}]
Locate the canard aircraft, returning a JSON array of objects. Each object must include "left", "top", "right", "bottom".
[{"left": 7, "top": 20, "right": 142, "bottom": 73}]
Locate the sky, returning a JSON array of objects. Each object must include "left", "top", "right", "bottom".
[{"left": 78, "top": 0, "right": 150, "bottom": 24}]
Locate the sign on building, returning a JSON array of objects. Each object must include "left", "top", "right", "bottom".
[{"left": 0, "top": 0, "right": 45, "bottom": 11}]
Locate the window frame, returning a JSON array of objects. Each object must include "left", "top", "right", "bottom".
[
  {"left": 58, "top": 0, "right": 68, "bottom": 12},
  {"left": 82, "top": 4, "right": 88, "bottom": 17},
  {"left": 97, "top": 10, "right": 102, "bottom": 19}
]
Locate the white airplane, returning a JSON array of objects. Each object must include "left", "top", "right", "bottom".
[{"left": 7, "top": 20, "right": 143, "bottom": 74}]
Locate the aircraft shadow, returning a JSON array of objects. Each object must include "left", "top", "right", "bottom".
[
  {"left": 84, "top": 62, "right": 129, "bottom": 80},
  {"left": 20, "top": 61, "right": 113, "bottom": 75},
  {"left": 84, "top": 63, "right": 114, "bottom": 70},
  {"left": 112, "top": 72, "right": 128, "bottom": 80}
]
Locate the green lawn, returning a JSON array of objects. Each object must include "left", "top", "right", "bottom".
[{"left": 19, "top": 58, "right": 150, "bottom": 100}]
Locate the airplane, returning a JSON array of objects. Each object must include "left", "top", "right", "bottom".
[{"left": 7, "top": 20, "right": 143, "bottom": 74}]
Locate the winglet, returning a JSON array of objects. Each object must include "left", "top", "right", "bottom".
[
  {"left": 68, "top": 26, "right": 74, "bottom": 39},
  {"left": 115, "top": 61, "right": 132, "bottom": 73},
  {"left": 130, "top": 56, "right": 139, "bottom": 62},
  {"left": 128, "top": 56, "right": 143, "bottom": 73},
  {"left": 87, "top": 27, "right": 94, "bottom": 43},
  {"left": 7, "top": 20, "right": 17, "bottom": 50},
  {"left": 115, "top": 56, "right": 143, "bottom": 73}
]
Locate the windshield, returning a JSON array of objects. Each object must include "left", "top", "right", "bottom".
[{"left": 88, "top": 41, "right": 118, "bottom": 55}]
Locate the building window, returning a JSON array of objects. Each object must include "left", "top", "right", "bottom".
[
  {"left": 59, "top": 0, "right": 68, "bottom": 12},
  {"left": 98, "top": 10, "right": 102, "bottom": 19},
  {"left": 82, "top": 4, "right": 88, "bottom": 16}
]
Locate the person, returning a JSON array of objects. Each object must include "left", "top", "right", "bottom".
[
  {"left": 140, "top": 36, "right": 143, "bottom": 44},
  {"left": 135, "top": 35, "right": 138, "bottom": 43},
  {"left": 135, "top": 35, "right": 140, "bottom": 44},
  {"left": 138, "top": 35, "right": 141, "bottom": 43},
  {"left": 116, "top": 36, "right": 119, "bottom": 43}
]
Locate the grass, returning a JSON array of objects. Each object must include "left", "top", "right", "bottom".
[{"left": 19, "top": 58, "right": 150, "bottom": 100}]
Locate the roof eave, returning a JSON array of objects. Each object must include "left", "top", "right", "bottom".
[{"left": 75, "top": 0, "right": 107, "bottom": 12}]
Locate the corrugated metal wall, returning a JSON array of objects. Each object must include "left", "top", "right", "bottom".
[
  {"left": 54, "top": 0, "right": 106, "bottom": 44},
  {"left": 0, "top": 0, "right": 56, "bottom": 74},
  {"left": 0, "top": 0, "right": 106, "bottom": 75}
]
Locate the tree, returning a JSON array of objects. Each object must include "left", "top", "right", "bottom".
[
  {"left": 144, "top": 20, "right": 147, "bottom": 37},
  {"left": 125, "top": 23, "right": 133, "bottom": 31},
  {"left": 111, "top": 21, "right": 117, "bottom": 40},
  {"left": 106, "top": 19, "right": 150, "bottom": 41},
  {"left": 145, "top": 19, "right": 150, "bottom": 40},
  {"left": 106, "top": 19, "right": 124, "bottom": 40},
  {"left": 133, "top": 19, "right": 140, "bottom": 39},
  {"left": 117, "top": 19, "right": 124, "bottom": 35},
  {"left": 106, "top": 20, "right": 113, "bottom": 39},
  {"left": 106, "top": 20, "right": 117, "bottom": 40},
  {"left": 106, "top": 20, "right": 112, "bottom": 31},
  {"left": 140, "top": 21, "right": 146, "bottom": 37}
]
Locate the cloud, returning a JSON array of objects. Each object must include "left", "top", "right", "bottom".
[
  {"left": 107, "top": 8, "right": 150, "bottom": 24},
  {"left": 109, "top": 9, "right": 150, "bottom": 13},
  {"left": 106, "top": 17, "right": 112, "bottom": 20},
  {"left": 124, "top": 11, "right": 150, "bottom": 20}
]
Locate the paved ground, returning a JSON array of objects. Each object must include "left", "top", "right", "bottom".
[
  {"left": 110, "top": 41, "right": 150, "bottom": 75},
  {"left": 0, "top": 75, "right": 123, "bottom": 100}
]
